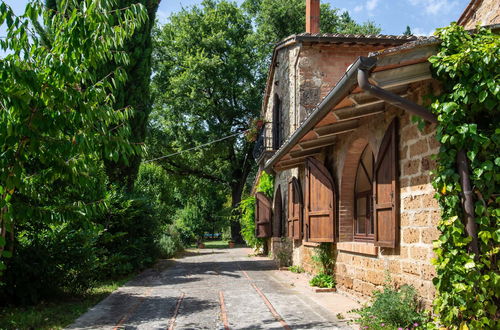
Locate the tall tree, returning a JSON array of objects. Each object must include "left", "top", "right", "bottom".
[
  {"left": 404, "top": 25, "right": 413, "bottom": 35},
  {"left": 243, "top": 0, "right": 381, "bottom": 45},
  {"left": 243, "top": 0, "right": 382, "bottom": 87},
  {"left": 151, "top": 0, "right": 261, "bottom": 242},
  {"left": 0, "top": 0, "right": 145, "bottom": 280},
  {"left": 45, "top": 0, "right": 160, "bottom": 191}
]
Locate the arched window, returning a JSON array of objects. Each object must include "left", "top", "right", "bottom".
[
  {"left": 354, "top": 145, "right": 374, "bottom": 241},
  {"left": 272, "top": 94, "right": 281, "bottom": 150}
]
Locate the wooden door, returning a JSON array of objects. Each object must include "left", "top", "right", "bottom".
[
  {"left": 273, "top": 186, "right": 283, "bottom": 237},
  {"left": 305, "top": 157, "right": 336, "bottom": 242},
  {"left": 255, "top": 192, "right": 272, "bottom": 238},
  {"left": 287, "top": 177, "right": 303, "bottom": 239},
  {"left": 374, "top": 118, "right": 399, "bottom": 248}
]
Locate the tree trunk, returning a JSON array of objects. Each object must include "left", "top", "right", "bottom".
[{"left": 230, "top": 183, "right": 244, "bottom": 244}]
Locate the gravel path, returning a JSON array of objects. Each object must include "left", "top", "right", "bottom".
[{"left": 68, "top": 247, "right": 352, "bottom": 330}]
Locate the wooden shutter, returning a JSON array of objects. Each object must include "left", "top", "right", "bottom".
[
  {"left": 255, "top": 192, "right": 272, "bottom": 238},
  {"left": 273, "top": 186, "right": 283, "bottom": 237},
  {"left": 374, "top": 118, "right": 399, "bottom": 248},
  {"left": 305, "top": 158, "right": 336, "bottom": 242},
  {"left": 287, "top": 177, "right": 303, "bottom": 239}
]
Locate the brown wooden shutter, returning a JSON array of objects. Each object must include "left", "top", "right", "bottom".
[
  {"left": 374, "top": 118, "right": 400, "bottom": 248},
  {"left": 255, "top": 192, "right": 272, "bottom": 238},
  {"left": 305, "top": 158, "right": 336, "bottom": 242},
  {"left": 287, "top": 177, "right": 303, "bottom": 239},
  {"left": 273, "top": 186, "right": 283, "bottom": 237}
]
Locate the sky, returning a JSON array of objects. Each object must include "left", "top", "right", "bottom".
[
  {"left": 156, "top": 0, "right": 471, "bottom": 36},
  {"left": 1, "top": 0, "right": 471, "bottom": 37}
]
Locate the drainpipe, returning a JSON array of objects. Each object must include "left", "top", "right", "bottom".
[
  {"left": 457, "top": 150, "right": 479, "bottom": 256},
  {"left": 357, "top": 56, "right": 480, "bottom": 257},
  {"left": 357, "top": 58, "right": 437, "bottom": 124}
]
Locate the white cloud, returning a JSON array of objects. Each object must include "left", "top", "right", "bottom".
[
  {"left": 407, "top": 0, "right": 459, "bottom": 15},
  {"left": 366, "top": 0, "right": 380, "bottom": 11},
  {"left": 353, "top": 5, "right": 363, "bottom": 12},
  {"left": 352, "top": 0, "right": 379, "bottom": 14}
]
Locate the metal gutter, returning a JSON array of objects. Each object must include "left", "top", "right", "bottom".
[{"left": 263, "top": 56, "right": 377, "bottom": 173}]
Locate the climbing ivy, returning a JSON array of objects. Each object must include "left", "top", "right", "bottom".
[
  {"left": 428, "top": 23, "right": 499, "bottom": 329},
  {"left": 239, "top": 172, "right": 274, "bottom": 249}
]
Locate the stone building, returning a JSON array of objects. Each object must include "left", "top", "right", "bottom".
[{"left": 252, "top": 0, "right": 499, "bottom": 305}]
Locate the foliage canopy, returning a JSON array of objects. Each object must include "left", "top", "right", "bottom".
[
  {"left": 0, "top": 0, "right": 145, "bottom": 280},
  {"left": 428, "top": 23, "right": 499, "bottom": 328}
]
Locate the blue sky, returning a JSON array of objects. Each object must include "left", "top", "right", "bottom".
[{"left": 2, "top": 0, "right": 470, "bottom": 37}]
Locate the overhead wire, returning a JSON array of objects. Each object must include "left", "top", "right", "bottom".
[{"left": 143, "top": 129, "right": 250, "bottom": 163}]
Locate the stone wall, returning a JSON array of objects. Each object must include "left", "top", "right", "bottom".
[
  {"left": 460, "top": 0, "right": 500, "bottom": 29},
  {"left": 264, "top": 42, "right": 443, "bottom": 306},
  {"left": 333, "top": 82, "right": 441, "bottom": 306},
  {"left": 283, "top": 82, "right": 442, "bottom": 307},
  {"left": 298, "top": 44, "right": 387, "bottom": 122}
]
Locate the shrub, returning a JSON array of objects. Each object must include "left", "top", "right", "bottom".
[
  {"left": 312, "top": 243, "right": 334, "bottom": 275},
  {"left": 95, "top": 189, "right": 162, "bottom": 278},
  {"left": 157, "top": 225, "right": 184, "bottom": 258},
  {"left": 309, "top": 273, "right": 335, "bottom": 288},
  {"left": 350, "top": 284, "right": 427, "bottom": 329},
  {"left": 289, "top": 265, "right": 304, "bottom": 273},
  {"left": 1, "top": 221, "right": 102, "bottom": 304}
]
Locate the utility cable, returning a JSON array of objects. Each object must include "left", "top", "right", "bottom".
[{"left": 143, "top": 129, "right": 249, "bottom": 163}]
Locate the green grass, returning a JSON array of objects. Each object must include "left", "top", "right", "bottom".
[
  {"left": 190, "top": 240, "right": 247, "bottom": 249},
  {"left": 0, "top": 275, "right": 134, "bottom": 330}
]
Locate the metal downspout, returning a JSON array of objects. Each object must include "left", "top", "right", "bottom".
[{"left": 357, "top": 56, "right": 480, "bottom": 257}]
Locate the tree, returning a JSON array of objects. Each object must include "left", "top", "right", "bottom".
[
  {"left": 151, "top": 0, "right": 261, "bottom": 242},
  {"left": 243, "top": 0, "right": 381, "bottom": 46},
  {"left": 403, "top": 25, "right": 412, "bottom": 36},
  {"left": 0, "top": 0, "right": 146, "bottom": 278},
  {"left": 243, "top": 0, "right": 382, "bottom": 87},
  {"left": 45, "top": 0, "right": 160, "bottom": 191}
]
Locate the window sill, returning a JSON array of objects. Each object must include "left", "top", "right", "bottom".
[
  {"left": 302, "top": 241, "right": 320, "bottom": 247},
  {"left": 336, "top": 242, "right": 378, "bottom": 256}
]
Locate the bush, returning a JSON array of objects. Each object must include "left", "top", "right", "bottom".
[
  {"left": 157, "top": 225, "right": 184, "bottom": 258},
  {"left": 289, "top": 265, "right": 304, "bottom": 273},
  {"left": 1, "top": 221, "right": 102, "bottom": 304},
  {"left": 95, "top": 189, "right": 162, "bottom": 278},
  {"left": 350, "top": 284, "right": 427, "bottom": 329},
  {"left": 312, "top": 243, "right": 334, "bottom": 275},
  {"left": 309, "top": 273, "right": 335, "bottom": 288}
]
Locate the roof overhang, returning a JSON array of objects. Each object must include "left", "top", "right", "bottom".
[
  {"left": 259, "top": 33, "right": 421, "bottom": 119},
  {"left": 264, "top": 38, "right": 440, "bottom": 173}
]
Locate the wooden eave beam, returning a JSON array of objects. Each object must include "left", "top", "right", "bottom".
[
  {"left": 289, "top": 147, "right": 323, "bottom": 158},
  {"left": 314, "top": 119, "right": 359, "bottom": 137},
  {"left": 333, "top": 102, "right": 385, "bottom": 121},
  {"left": 299, "top": 135, "right": 337, "bottom": 150},
  {"left": 275, "top": 154, "right": 321, "bottom": 170}
]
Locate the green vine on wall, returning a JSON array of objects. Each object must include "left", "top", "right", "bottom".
[
  {"left": 428, "top": 23, "right": 499, "bottom": 329},
  {"left": 239, "top": 172, "right": 274, "bottom": 249}
]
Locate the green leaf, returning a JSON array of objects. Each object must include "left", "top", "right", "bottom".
[
  {"left": 2, "top": 250, "right": 12, "bottom": 258},
  {"left": 479, "top": 90, "right": 487, "bottom": 103}
]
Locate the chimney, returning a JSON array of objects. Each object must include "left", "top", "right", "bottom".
[{"left": 306, "top": 0, "right": 320, "bottom": 34}]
